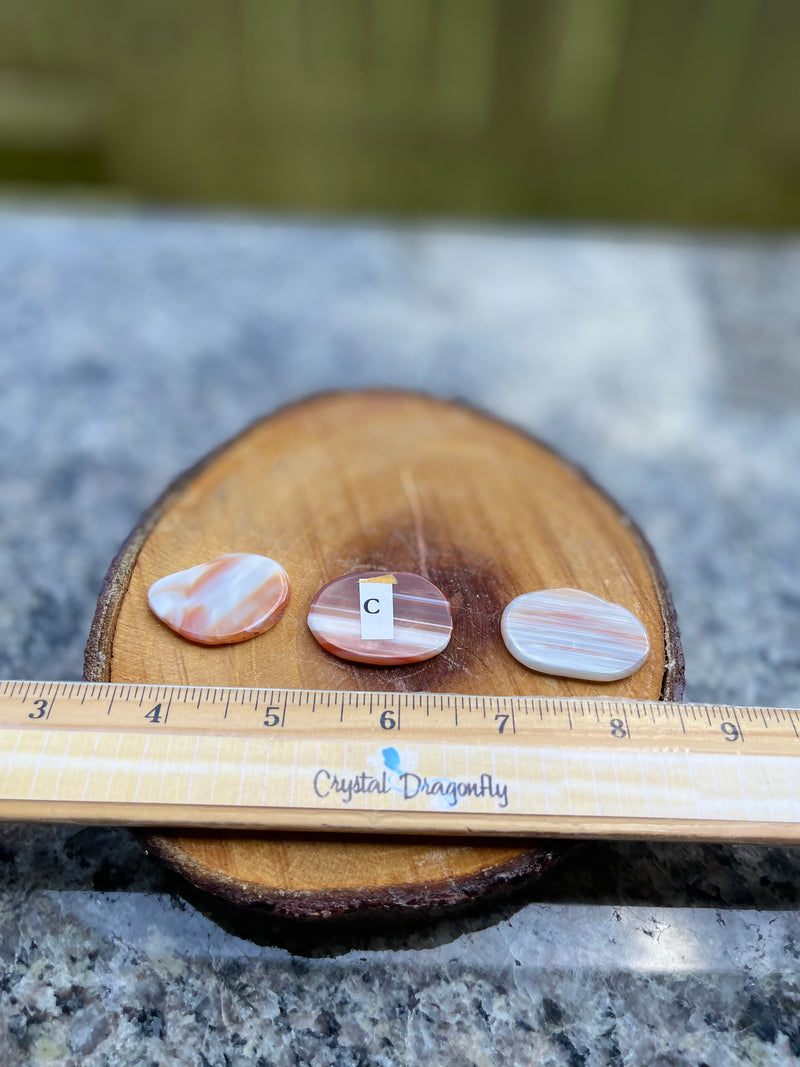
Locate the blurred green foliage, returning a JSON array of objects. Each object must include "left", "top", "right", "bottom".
[{"left": 1, "top": 0, "right": 800, "bottom": 226}]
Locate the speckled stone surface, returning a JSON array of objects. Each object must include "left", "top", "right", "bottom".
[{"left": 1, "top": 206, "right": 800, "bottom": 1065}]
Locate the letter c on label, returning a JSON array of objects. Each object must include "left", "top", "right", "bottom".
[{"left": 363, "top": 598, "right": 380, "bottom": 614}]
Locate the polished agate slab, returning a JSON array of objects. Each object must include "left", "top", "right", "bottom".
[
  {"left": 148, "top": 553, "right": 290, "bottom": 646},
  {"left": 307, "top": 571, "right": 452, "bottom": 665},
  {"left": 501, "top": 588, "right": 649, "bottom": 681}
]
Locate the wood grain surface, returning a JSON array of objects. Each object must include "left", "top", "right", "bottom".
[{"left": 84, "top": 391, "right": 684, "bottom": 921}]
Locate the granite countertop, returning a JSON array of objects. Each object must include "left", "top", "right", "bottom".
[{"left": 1, "top": 207, "right": 800, "bottom": 1065}]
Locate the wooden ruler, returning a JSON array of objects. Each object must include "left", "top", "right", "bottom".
[{"left": 1, "top": 680, "right": 800, "bottom": 843}]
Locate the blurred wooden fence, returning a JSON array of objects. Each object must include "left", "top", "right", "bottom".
[{"left": 1, "top": 0, "right": 799, "bottom": 225}]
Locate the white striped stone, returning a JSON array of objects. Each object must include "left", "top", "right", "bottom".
[{"left": 501, "top": 588, "right": 649, "bottom": 681}]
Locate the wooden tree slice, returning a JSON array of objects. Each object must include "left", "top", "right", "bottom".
[{"left": 85, "top": 391, "right": 683, "bottom": 921}]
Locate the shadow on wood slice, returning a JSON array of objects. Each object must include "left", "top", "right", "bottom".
[{"left": 84, "top": 391, "right": 683, "bottom": 922}]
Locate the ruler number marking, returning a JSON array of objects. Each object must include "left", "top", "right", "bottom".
[
  {"left": 720, "top": 721, "right": 741, "bottom": 743},
  {"left": 380, "top": 709, "right": 397, "bottom": 731},
  {"left": 29, "top": 698, "right": 51, "bottom": 721},
  {"left": 144, "top": 703, "right": 168, "bottom": 725},
  {"left": 263, "top": 707, "right": 281, "bottom": 728},
  {"left": 610, "top": 718, "right": 628, "bottom": 739}
]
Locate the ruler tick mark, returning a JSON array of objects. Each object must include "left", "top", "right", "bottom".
[{"left": 731, "top": 706, "right": 745, "bottom": 743}]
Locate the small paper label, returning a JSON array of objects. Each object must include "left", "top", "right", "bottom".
[{"left": 358, "top": 577, "right": 395, "bottom": 640}]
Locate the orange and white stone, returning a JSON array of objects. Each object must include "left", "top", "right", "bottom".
[
  {"left": 307, "top": 570, "right": 452, "bottom": 665},
  {"left": 501, "top": 588, "right": 649, "bottom": 681},
  {"left": 148, "top": 553, "right": 290, "bottom": 646}
]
